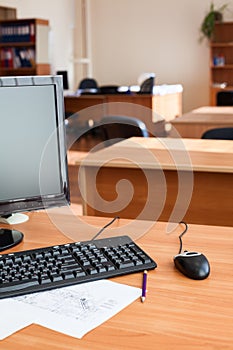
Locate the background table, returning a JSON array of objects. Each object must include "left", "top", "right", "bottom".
[
  {"left": 64, "top": 91, "right": 182, "bottom": 137},
  {"left": 77, "top": 137, "right": 233, "bottom": 226},
  {"left": 169, "top": 106, "right": 233, "bottom": 138}
]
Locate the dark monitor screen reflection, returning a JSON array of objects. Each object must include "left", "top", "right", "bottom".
[
  {"left": 56, "top": 70, "right": 69, "bottom": 90},
  {"left": 0, "top": 76, "right": 70, "bottom": 251}
]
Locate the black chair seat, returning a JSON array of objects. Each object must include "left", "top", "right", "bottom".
[
  {"left": 216, "top": 91, "right": 233, "bottom": 106},
  {"left": 77, "top": 78, "right": 99, "bottom": 94},
  {"left": 99, "top": 85, "right": 120, "bottom": 94},
  {"left": 201, "top": 127, "right": 233, "bottom": 140}
]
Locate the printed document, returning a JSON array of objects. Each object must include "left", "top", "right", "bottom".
[{"left": 0, "top": 280, "right": 141, "bottom": 340}]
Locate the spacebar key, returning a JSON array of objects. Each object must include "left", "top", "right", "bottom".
[{"left": 0, "top": 279, "right": 39, "bottom": 294}]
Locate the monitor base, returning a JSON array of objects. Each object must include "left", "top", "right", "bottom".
[
  {"left": 0, "top": 213, "right": 29, "bottom": 225},
  {"left": 0, "top": 228, "right": 24, "bottom": 251}
]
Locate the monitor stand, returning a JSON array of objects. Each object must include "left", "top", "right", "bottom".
[
  {"left": 0, "top": 214, "right": 26, "bottom": 251},
  {"left": 0, "top": 228, "right": 24, "bottom": 251}
]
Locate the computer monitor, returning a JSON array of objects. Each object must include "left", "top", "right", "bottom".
[
  {"left": 56, "top": 70, "right": 69, "bottom": 90},
  {"left": 0, "top": 75, "right": 70, "bottom": 251}
]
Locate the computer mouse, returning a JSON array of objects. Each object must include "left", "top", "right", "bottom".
[{"left": 174, "top": 251, "right": 210, "bottom": 280}]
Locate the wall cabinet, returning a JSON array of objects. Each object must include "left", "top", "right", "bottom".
[
  {"left": 0, "top": 18, "right": 50, "bottom": 76},
  {"left": 0, "top": 6, "right": 16, "bottom": 20},
  {"left": 210, "top": 22, "right": 233, "bottom": 105}
]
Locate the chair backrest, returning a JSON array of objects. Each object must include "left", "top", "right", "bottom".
[
  {"left": 99, "top": 85, "right": 120, "bottom": 94},
  {"left": 138, "top": 76, "right": 154, "bottom": 94},
  {"left": 100, "top": 115, "right": 149, "bottom": 146},
  {"left": 216, "top": 91, "right": 233, "bottom": 106},
  {"left": 77, "top": 78, "right": 99, "bottom": 94},
  {"left": 201, "top": 127, "right": 233, "bottom": 140}
]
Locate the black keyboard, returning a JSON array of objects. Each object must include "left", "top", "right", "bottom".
[{"left": 0, "top": 235, "right": 157, "bottom": 299}]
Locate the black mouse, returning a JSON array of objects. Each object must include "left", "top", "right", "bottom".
[{"left": 174, "top": 251, "right": 210, "bottom": 280}]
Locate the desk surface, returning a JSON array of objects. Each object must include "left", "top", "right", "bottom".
[
  {"left": 77, "top": 137, "right": 233, "bottom": 173},
  {"left": 170, "top": 106, "right": 233, "bottom": 138},
  {"left": 171, "top": 106, "right": 233, "bottom": 123},
  {"left": 1, "top": 208, "right": 232, "bottom": 349}
]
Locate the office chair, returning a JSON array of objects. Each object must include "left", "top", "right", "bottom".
[
  {"left": 138, "top": 76, "right": 155, "bottom": 94},
  {"left": 136, "top": 73, "right": 155, "bottom": 94},
  {"left": 216, "top": 91, "right": 233, "bottom": 106},
  {"left": 65, "top": 114, "right": 107, "bottom": 151},
  {"left": 100, "top": 115, "right": 149, "bottom": 146},
  {"left": 201, "top": 127, "right": 233, "bottom": 140},
  {"left": 99, "top": 85, "right": 120, "bottom": 94},
  {"left": 77, "top": 78, "right": 99, "bottom": 94}
]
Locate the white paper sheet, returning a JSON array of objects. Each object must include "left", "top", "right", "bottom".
[
  {"left": 0, "top": 299, "right": 35, "bottom": 340},
  {"left": 0, "top": 280, "right": 141, "bottom": 340}
]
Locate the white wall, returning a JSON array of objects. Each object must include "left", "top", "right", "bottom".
[
  {"left": 0, "top": 0, "right": 76, "bottom": 88},
  {"left": 89, "top": 0, "right": 233, "bottom": 112},
  {"left": 0, "top": 0, "right": 232, "bottom": 112}
]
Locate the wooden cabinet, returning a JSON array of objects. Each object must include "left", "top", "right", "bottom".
[
  {"left": 0, "top": 18, "right": 50, "bottom": 76},
  {"left": 0, "top": 6, "right": 16, "bottom": 20},
  {"left": 210, "top": 22, "right": 233, "bottom": 105},
  {"left": 64, "top": 94, "right": 169, "bottom": 137}
]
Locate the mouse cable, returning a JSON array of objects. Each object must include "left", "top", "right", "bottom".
[
  {"left": 91, "top": 216, "right": 120, "bottom": 240},
  {"left": 178, "top": 221, "right": 189, "bottom": 254}
]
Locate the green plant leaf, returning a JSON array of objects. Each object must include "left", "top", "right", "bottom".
[{"left": 199, "top": 2, "right": 228, "bottom": 42}]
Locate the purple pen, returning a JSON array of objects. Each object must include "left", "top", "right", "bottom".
[{"left": 141, "top": 270, "right": 148, "bottom": 302}]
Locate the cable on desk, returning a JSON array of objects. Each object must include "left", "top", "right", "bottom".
[
  {"left": 91, "top": 216, "right": 120, "bottom": 240},
  {"left": 178, "top": 221, "right": 189, "bottom": 254}
]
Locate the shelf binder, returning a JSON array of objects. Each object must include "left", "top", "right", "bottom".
[
  {"left": 0, "top": 22, "right": 35, "bottom": 43},
  {"left": 0, "top": 47, "right": 35, "bottom": 68}
]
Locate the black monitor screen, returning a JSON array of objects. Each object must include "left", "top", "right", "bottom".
[{"left": 56, "top": 70, "right": 69, "bottom": 90}]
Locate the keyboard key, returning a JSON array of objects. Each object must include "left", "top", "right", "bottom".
[
  {"left": 0, "top": 279, "right": 39, "bottom": 292},
  {"left": 118, "top": 261, "right": 135, "bottom": 269}
]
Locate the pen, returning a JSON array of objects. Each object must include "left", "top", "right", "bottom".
[{"left": 141, "top": 270, "right": 147, "bottom": 303}]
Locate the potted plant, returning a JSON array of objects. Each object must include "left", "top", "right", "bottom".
[{"left": 200, "top": 2, "right": 228, "bottom": 42}]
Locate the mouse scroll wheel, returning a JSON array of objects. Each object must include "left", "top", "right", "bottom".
[{"left": 186, "top": 252, "right": 198, "bottom": 255}]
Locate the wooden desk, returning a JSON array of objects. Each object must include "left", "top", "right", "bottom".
[
  {"left": 67, "top": 150, "right": 87, "bottom": 204},
  {"left": 170, "top": 106, "right": 233, "bottom": 138},
  {"left": 64, "top": 92, "right": 182, "bottom": 136},
  {"left": 1, "top": 209, "right": 232, "bottom": 349},
  {"left": 77, "top": 137, "right": 233, "bottom": 226}
]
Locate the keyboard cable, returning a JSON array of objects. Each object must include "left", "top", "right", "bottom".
[{"left": 91, "top": 216, "right": 120, "bottom": 240}]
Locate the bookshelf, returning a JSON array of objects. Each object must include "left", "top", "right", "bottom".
[
  {"left": 0, "top": 18, "right": 50, "bottom": 76},
  {"left": 210, "top": 22, "right": 233, "bottom": 105}
]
